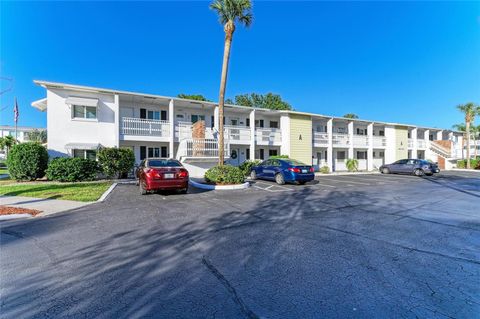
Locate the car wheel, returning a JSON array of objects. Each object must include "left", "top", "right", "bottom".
[
  {"left": 139, "top": 182, "right": 147, "bottom": 195},
  {"left": 382, "top": 167, "right": 390, "bottom": 174},
  {"left": 425, "top": 173, "right": 433, "bottom": 176},
  {"left": 298, "top": 181, "right": 306, "bottom": 185},
  {"left": 179, "top": 187, "right": 188, "bottom": 194},
  {"left": 250, "top": 170, "right": 257, "bottom": 180},
  {"left": 414, "top": 169, "right": 424, "bottom": 177},
  {"left": 275, "top": 173, "right": 285, "bottom": 185}
]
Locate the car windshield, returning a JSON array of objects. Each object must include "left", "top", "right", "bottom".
[
  {"left": 283, "top": 159, "right": 307, "bottom": 166},
  {"left": 147, "top": 159, "right": 181, "bottom": 167}
]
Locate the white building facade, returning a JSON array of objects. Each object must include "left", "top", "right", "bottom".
[{"left": 31, "top": 81, "right": 464, "bottom": 175}]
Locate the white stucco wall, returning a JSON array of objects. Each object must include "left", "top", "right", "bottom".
[{"left": 47, "top": 88, "right": 118, "bottom": 157}]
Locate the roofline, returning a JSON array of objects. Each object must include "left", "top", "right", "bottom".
[
  {"left": 33, "top": 80, "right": 462, "bottom": 133},
  {"left": 0, "top": 125, "right": 46, "bottom": 131}
]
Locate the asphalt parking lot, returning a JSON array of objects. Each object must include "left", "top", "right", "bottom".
[{"left": 1, "top": 171, "right": 479, "bottom": 318}]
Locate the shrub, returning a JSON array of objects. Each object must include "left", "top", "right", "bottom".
[
  {"left": 346, "top": 158, "right": 359, "bottom": 172},
  {"left": 457, "top": 159, "right": 479, "bottom": 169},
  {"left": 46, "top": 157, "right": 99, "bottom": 182},
  {"left": 319, "top": 165, "right": 330, "bottom": 174},
  {"left": 476, "top": 160, "right": 480, "bottom": 170},
  {"left": 6, "top": 142, "right": 48, "bottom": 181},
  {"left": 239, "top": 160, "right": 262, "bottom": 176},
  {"left": 98, "top": 147, "right": 135, "bottom": 178},
  {"left": 204, "top": 165, "right": 245, "bottom": 185},
  {"left": 269, "top": 155, "right": 289, "bottom": 159},
  {"left": 457, "top": 160, "right": 466, "bottom": 169}
]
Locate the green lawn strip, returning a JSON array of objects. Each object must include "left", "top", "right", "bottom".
[{"left": 0, "top": 181, "right": 113, "bottom": 202}]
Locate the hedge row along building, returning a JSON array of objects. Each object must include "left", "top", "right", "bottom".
[{"left": 31, "top": 80, "right": 464, "bottom": 176}]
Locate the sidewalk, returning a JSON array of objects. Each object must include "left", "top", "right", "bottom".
[
  {"left": 315, "top": 171, "right": 380, "bottom": 176},
  {"left": 0, "top": 195, "right": 92, "bottom": 220}
]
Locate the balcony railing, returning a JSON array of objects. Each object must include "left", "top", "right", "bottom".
[
  {"left": 417, "top": 139, "right": 426, "bottom": 149},
  {"left": 353, "top": 134, "right": 369, "bottom": 147},
  {"left": 313, "top": 132, "right": 328, "bottom": 145},
  {"left": 373, "top": 136, "right": 387, "bottom": 147},
  {"left": 332, "top": 133, "right": 349, "bottom": 146},
  {"left": 256, "top": 128, "right": 282, "bottom": 144},
  {"left": 225, "top": 125, "right": 251, "bottom": 143},
  {"left": 176, "top": 138, "right": 230, "bottom": 160},
  {"left": 121, "top": 117, "right": 170, "bottom": 137},
  {"left": 176, "top": 121, "right": 193, "bottom": 140}
]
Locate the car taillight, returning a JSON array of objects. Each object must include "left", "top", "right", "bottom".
[
  {"left": 144, "top": 168, "right": 160, "bottom": 178},
  {"left": 288, "top": 167, "right": 301, "bottom": 173},
  {"left": 178, "top": 169, "right": 188, "bottom": 178},
  {"left": 309, "top": 167, "right": 314, "bottom": 173}
]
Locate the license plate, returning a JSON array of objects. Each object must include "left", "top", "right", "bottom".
[
  {"left": 302, "top": 169, "right": 307, "bottom": 173},
  {"left": 164, "top": 173, "right": 174, "bottom": 179}
]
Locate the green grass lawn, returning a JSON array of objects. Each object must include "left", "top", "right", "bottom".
[{"left": 0, "top": 181, "right": 113, "bottom": 202}]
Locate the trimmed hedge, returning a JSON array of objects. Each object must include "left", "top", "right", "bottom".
[
  {"left": 6, "top": 142, "right": 48, "bottom": 181},
  {"left": 205, "top": 165, "right": 245, "bottom": 185},
  {"left": 239, "top": 160, "right": 262, "bottom": 176},
  {"left": 319, "top": 165, "right": 330, "bottom": 174},
  {"left": 98, "top": 147, "right": 135, "bottom": 178},
  {"left": 46, "top": 157, "right": 99, "bottom": 182},
  {"left": 457, "top": 158, "right": 480, "bottom": 169}
]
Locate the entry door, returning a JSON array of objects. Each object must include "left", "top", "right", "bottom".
[{"left": 230, "top": 148, "right": 240, "bottom": 166}]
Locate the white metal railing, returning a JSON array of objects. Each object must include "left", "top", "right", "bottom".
[
  {"left": 353, "top": 134, "right": 369, "bottom": 147},
  {"left": 332, "top": 133, "right": 349, "bottom": 146},
  {"left": 225, "top": 125, "right": 251, "bottom": 143},
  {"left": 430, "top": 141, "right": 451, "bottom": 158},
  {"left": 417, "top": 139, "right": 426, "bottom": 149},
  {"left": 373, "top": 136, "right": 387, "bottom": 147},
  {"left": 408, "top": 138, "right": 414, "bottom": 148},
  {"left": 256, "top": 128, "right": 282, "bottom": 144},
  {"left": 176, "top": 138, "right": 230, "bottom": 160},
  {"left": 313, "top": 132, "right": 328, "bottom": 145},
  {"left": 176, "top": 121, "right": 193, "bottom": 140},
  {"left": 121, "top": 117, "right": 170, "bottom": 137}
]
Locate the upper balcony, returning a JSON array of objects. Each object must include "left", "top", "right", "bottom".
[
  {"left": 408, "top": 138, "right": 427, "bottom": 149},
  {"left": 332, "top": 133, "right": 349, "bottom": 147},
  {"left": 372, "top": 136, "right": 387, "bottom": 148},
  {"left": 256, "top": 128, "right": 282, "bottom": 146},
  {"left": 313, "top": 132, "right": 328, "bottom": 147},
  {"left": 352, "top": 134, "right": 369, "bottom": 148},
  {"left": 121, "top": 117, "right": 170, "bottom": 141}
]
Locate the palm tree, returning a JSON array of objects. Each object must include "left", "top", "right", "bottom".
[
  {"left": 26, "top": 129, "right": 47, "bottom": 143},
  {"left": 456, "top": 102, "right": 480, "bottom": 169},
  {"left": 343, "top": 113, "right": 359, "bottom": 119},
  {"left": 210, "top": 0, "right": 253, "bottom": 165},
  {"left": 0, "top": 135, "right": 17, "bottom": 158}
]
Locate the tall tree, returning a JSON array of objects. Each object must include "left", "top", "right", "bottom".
[
  {"left": 226, "top": 93, "right": 292, "bottom": 110},
  {"left": 456, "top": 102, "right": 480, "bottom": 169},
  {"left": 210, "top": 0, "right": 253, "bottom": 165},
  {"left": 177, "top": 94, "right": 211, "bottom": 102},
  {"left": 343, "top": 113, "right": 359, "bottom": 119}
]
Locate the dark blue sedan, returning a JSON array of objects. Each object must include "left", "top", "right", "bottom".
[{"left": 250, "top": 158, "right": 315, "bottom": 185}]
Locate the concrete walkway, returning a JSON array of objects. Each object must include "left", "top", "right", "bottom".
[{"left": 0, "top": 195, "right": 92, "bottom": 218}]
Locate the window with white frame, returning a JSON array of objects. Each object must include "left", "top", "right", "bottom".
[
  {"left": 337, "top": 151, "right": 346, "bottom": 161},
  {"left": 72, "top": 105, "right": 97, "bottom": 119},
  {"left": 356, "top": 151, "right": 367, "bottom": 159},
  {"left": 73, "top": 149, "right": 97, "bottom": 160}
]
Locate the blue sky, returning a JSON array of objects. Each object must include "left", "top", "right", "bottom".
[{"left": 1, "top": 1, "right": 479, "bottom": 129}]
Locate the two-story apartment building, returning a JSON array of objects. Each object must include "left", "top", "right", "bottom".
[{"left": 31, "top": 80, "right": 464, "bottom": 176}]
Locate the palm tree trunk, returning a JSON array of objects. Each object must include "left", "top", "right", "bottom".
[
  {"left": 466, "top": 120, "right": 471, "bottom": 169},
  {"left": 217, "top": 22, "right": 234, "bottom": 166}
]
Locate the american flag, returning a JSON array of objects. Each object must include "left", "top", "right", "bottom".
[{"left": 14, "top": 98, "right": 19, "bottom": 123}]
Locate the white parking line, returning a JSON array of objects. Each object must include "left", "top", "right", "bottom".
[{"left": 316, "top": 177, "right": 371, "bottom": 185}]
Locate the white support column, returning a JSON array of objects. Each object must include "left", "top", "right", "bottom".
[
  {"left": 436, "top": 130, "right": 443, "bottom": 141},
  {"left": 424, "top": 129, "right": 431, "bottom": 160},
  {"left": 169, "top": 99, "right": 175, "bottom": 158},
  {"left": 411, "top": 127, "right": 418, "bottom": 159},
  {"left": 367, "top": 123, "right": 374, "bottom": 171},
  {"left": 327, "top": 118, "right": 333, "bottom": 172},
  {"left": 114, "top": 94, "right": 120, "bottom": 147},
  {"left": 249, "top": 109, "right": 256, "bottom": 160},
  {"left": 214, "top": 106, "right": 220, "bottom": 131},
  {"left": 348, "top": 121, "right": 354, "bottom": 159}
]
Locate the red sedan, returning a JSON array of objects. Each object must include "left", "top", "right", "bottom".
[{"left": 136, "top": 158, "right": 189, "bottom": 195}]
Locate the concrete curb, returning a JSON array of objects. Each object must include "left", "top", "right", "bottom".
[
  {"left": 97, "top": 182, "right": 118, "bottom": 202},
  {"left": 0, "top": 214, "right": 32, "bottom": 221},
  {"left": 451, "top": 168, "right": 480, "bottom": 173},
  {"left": 315, "top": 171, "right": 380, "bottom": 176},
  {"left": 189, "top": 179, "right": 250, "bottom": 190}
]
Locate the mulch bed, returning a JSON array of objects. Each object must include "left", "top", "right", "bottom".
[{"left": 0, "top": 206, "right": 42, "bottom": 216}]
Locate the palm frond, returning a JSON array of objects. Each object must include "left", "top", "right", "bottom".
[{"left": 210, "top": 0, "right": 253, "bottom": 27}]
